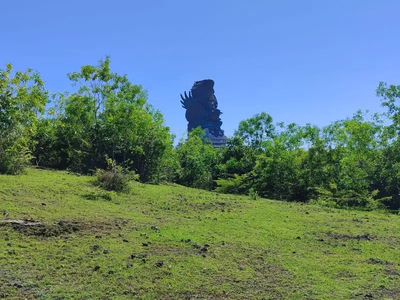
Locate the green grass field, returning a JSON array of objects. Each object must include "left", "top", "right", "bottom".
[{"left": 1, "top": 169, "right": 399, "bottom": 299}]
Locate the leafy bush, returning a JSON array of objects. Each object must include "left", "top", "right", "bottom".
[
  {"left": 216, "top": 174, "right": 249, "bottom": 195},
  {"left": 309, "top": 184, "right": 385, "bottom": 211},
  {"left": 248, "top": 187, "right": 259, "bottom": 200},
  {"left": 0, "top": 144, "right": 32, "bottom": 175},
  {"left": 94, "top": 158, "right": 138, "bottom": 192}
]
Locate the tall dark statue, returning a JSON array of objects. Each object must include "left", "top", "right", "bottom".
[{"left": 180, "top": 79, "right": 227, "bottom": 147}]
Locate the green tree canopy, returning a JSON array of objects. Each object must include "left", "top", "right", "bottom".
[{"left": 0, "top": 63, "right": 48, "bottom": 174}]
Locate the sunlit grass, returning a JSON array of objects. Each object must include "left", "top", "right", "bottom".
[{"left": 1, "top": 168, "right": 399, "bottom": 299}]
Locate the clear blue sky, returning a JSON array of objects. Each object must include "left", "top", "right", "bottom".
[{"left": 2, "top": 0, "right": 400, "bottom": 139}]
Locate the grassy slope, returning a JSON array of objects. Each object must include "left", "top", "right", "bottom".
[{"left": 0, "top": 169, "right": 399, "bottom": 300}]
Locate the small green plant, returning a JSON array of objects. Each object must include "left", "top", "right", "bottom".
[
  {"left": 94, "top": 158, "right": 138, "bottom": 192},
  {"left": 83, "top": 190, "right": 114, "bottom": 201},
  {"left": 248, "top": 187, "right": 259, "bottom": 200}
]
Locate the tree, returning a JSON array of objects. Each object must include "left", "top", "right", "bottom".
[
  {"left": 376, "top": 82, "right": 400, "bottom": 132},
  {"left": 34, "top": 56, "right": 173, "bottom": 181},
  {"left": 234, "top": 112, "right": 276, "bottom": 151},
  {"left": 304, "top": 111, "right": 386, "bottom": 209},
  {"left": 217, "top": 136, "right": 256, "bottom": 177},
  {"left": 0, "top": 63, "right": 48, "bottom": 174},
  {"left": 250, "top": 122, "right": 306, "bottom": 202},
  {"left": 375, "top": 82, "right": 400, "bottom": 209},
  {"left": 175, "top": 127, "right": 219, "bottom": 189}
]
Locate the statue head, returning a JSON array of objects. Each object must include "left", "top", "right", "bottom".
[{"left": 190, "top": 79, "right": 215, "bottom": 99}]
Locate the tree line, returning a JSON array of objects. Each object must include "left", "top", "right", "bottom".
[{"left": 1, "top": 57, "right": 400, "bottom": 211}]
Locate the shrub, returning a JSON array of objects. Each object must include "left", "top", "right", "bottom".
[
  {"left": 94, "top": 158, "right": 138, "bottom": 192},
  {"left": 248, "top": 187, "right": 259, "bottom": 200},
  {"left": 216, "top": 174, "right": 249, "bottom": 195},
  {"left": 309, "top": 184, "right": 385, "bottom": 211},
  {"left": 0, "top": 146, "right": 31, "bottom": 175}
]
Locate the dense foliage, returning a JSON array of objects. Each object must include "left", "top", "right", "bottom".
[
  {"left": 1, "top": 58, "right": 400, "bottom": 211},
  {"left": 31, "top": 56, "right": 173, "bottom": 182},
  {"left": 0, "top": 64, "right": 48, "bottom": 174}
]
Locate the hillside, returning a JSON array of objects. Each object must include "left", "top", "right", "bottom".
[{"left": 1, "top": 169, "right": 399, "bottom": 299}]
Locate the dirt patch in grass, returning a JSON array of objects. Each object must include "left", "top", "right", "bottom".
[
  {"left": 142, "top": 290, "right": 230, "bottom": 300},
  {"left": 364, "top": 258, "right": 392, "bottom": 265},
  {"left": 231, "top": 255, "right": 297, "bottom": 299},
  {"left": 326, "top": 232, "right": 374, "bottom": 241},
  {"left": 385, "top": 267, "right": 400, "bottom": 277},
  {"left": 126, "top": 244, "right": 296, "bottom": 299},
  {"left": 129, "top": 243, "right": 188, "bottom": 259},
  {"left": 0, "top": 219, "right": 129, "bottom": 237},
  {"left": 382, "top": 289, "right": 400, "bottom": 299},
  {"left": 355, "top": 288, "right": 400, "bottom": 299},
  {"left": 130, "top": 240, "right": 215, "bottom": 260},
  {"left": 1, "top": 219, "right": 82, "bottom": 237}
]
